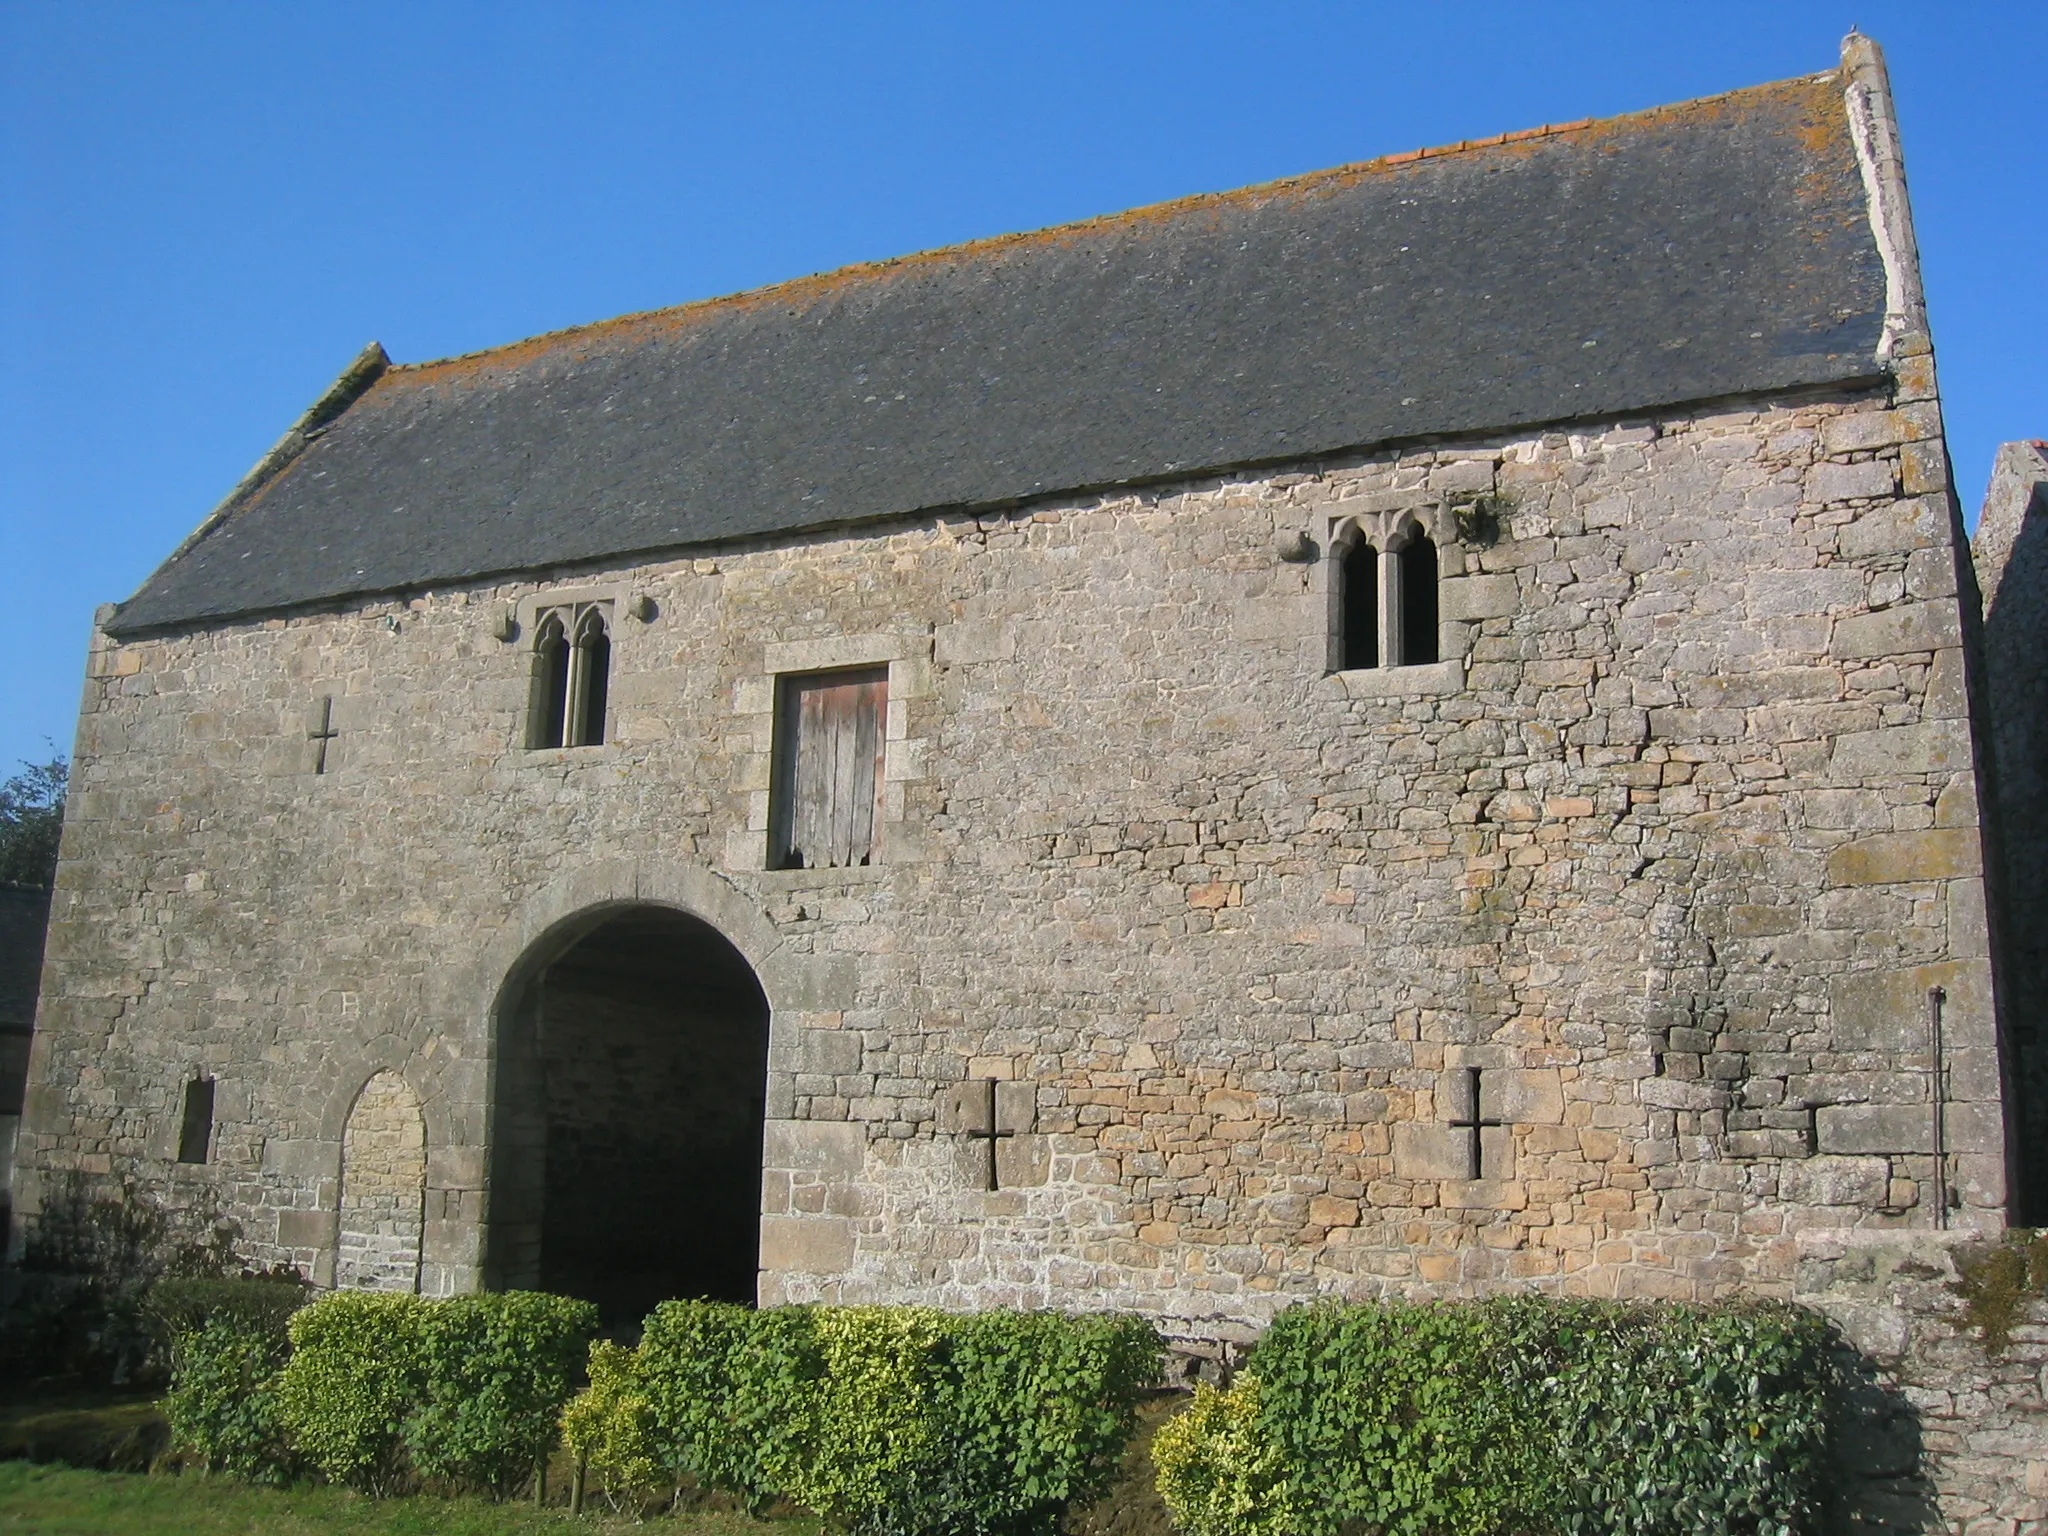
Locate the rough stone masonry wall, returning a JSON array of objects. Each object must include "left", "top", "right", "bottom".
[
  {"left": 1972, "top": 439, "right": 2048, "bottom": 1228},
  {"left": 16, "top": 369, "right": 2024, "bottom": 1516}
]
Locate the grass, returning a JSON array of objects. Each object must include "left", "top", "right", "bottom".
[{"left": 0, "top": 1461, "right": 825, "bottom": 1536}]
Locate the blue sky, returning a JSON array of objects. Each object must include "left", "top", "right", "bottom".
[{"left": 3, "top": 2, "right": 2043, "bottom": 777}]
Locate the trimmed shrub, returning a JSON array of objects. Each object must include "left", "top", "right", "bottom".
[
  {"left": 638, "top": 1297, "right": 810, "bottom": 1505},
  {"left": 1151, "top": 1377, "right": 1303, "bottom": 1536},
  {"left": 405, "top": 1290, "right": 599, "bottom": 1498},
  {"left": 931, "top": 1308, "right": 1160, "bottom": 1536},
  {"left": 562, "top": 1339, "right": 673, "bottom": 1512},
  {"left": 631, "top": 1301, "right": 1161, "bottom": 1536},
  {"left": 1154, "top": 1297, "right": 1834, "bottom": 1536},
  {"left": 276, "top": 1290, "right": 428, "bottom": 1494},
  {"left": 160, "top": 1315, "right": 296, "bottom": 1482},
  {"left": 145, "top": 1275, "right": 309, "bottom": 1350}
]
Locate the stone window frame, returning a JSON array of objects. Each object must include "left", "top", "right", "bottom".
[
  {"left": 724, "top": 631, "right": 933, "bottom": 875},
  {"left": 1321, "top": 497, "right": 1472, "bottom": 699},
  {"left": 512, "top": 585, "right": 631, "bottom": 757}
]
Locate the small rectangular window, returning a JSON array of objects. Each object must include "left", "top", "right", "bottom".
[
  {"left": 176, "top": 1076, "right": 215, "bottom": 1165},
  {"left": 770, "top": 667, "right": 887, "bottom": 870}
]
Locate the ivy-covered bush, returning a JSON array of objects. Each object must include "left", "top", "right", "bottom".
[
  {"left": 160, "top": 1315, "right": 298, "bottom": 1482},
  {"left": 1153, "top": 1297, "right": 1834, "bottom": 1536},
  {"left": 276, "top": 1291, "right": 428, "bottom": 1494},
  {"left": 595, "top": 1301, "right": 1161, "bottom": 1534},
  {"left": 405, "top": 1291, "right": 599, "bottom": 1497}
]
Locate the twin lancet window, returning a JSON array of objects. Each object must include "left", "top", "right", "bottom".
[
  {"left": 1338, "top": 520, "right": 1440, "bottom": 670},
  {"left": 527, "top": 602, "right": 611, "bottom": 749}
]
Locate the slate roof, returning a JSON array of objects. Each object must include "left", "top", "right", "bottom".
[{"left": 111, "top": 67, "right": 1889, "bottom": 635}]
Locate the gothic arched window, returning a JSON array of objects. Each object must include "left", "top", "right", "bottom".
[
  {"left": 1334, "top": 517, "right": 1442, "bottom": 671},
  {"left": 527, "top": 602, "right": 611, "bottom": 748},
  {"left": 1340, "top": 537, "right": 1380, "bottom": 670},
  {"left": 1394, "top": 526, "right": 1440, "bottom": 666}
]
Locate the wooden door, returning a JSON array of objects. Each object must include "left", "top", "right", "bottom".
[{"left": 771, "top": 667, "right": 887, "bottom": 869}]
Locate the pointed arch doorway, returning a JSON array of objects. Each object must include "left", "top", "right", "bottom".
[{"left": 486, "top": 904, "right": 771, "bottom": 1326}]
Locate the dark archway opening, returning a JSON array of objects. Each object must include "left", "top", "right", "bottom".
[{"left": 488, "top": 905, "right": 769, "bottom": 1328}]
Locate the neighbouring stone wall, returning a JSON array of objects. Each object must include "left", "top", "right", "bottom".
[
  {"left": 335, "top": 1068, "right": 425, "bottom": 1292},
  {"left": 1801, "top": 1233, "right": 2048, "bottom": 1535},
  {"left": 17, "top": 376, "right": 2003, "bottom": 1318},
  {"left": 1971, "top": 439, "right": 2048, "bottom": 1226}
]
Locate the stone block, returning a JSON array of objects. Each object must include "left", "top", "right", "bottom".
[
  {"left": 1438, "top": 574, "right": 1518, "bottom": 621},
  {"left": 1815, "top": 1104, "right": 1934, "bottom": 1156},
  {"left": 1807, "top": 460, "right": 1898, "bottom": 503},
  {"left": 1779, "top": 1155, "right": 1887, "bottom": 1207},
  {"left": 1821, "top": 411, "right": 1908, "bottom": 455},
  {"left": 798, "top": 1027, "right": 863, "bottom": 1076},
  {"left": 1829, "top": 602, "right": 1954, "bottom": 660},
  {"left": 276, "top": 1208, "right": 335, "bottom": 1248},
  {"left": 1493, "top": 1068, "right": 1564, "bottom": 1125},
  {"left": 762, "top": 1119, "right": 866, "bottom": 1178},
  {"left": 1392, "top": 1123, "right": 1470, "bottom": 1180},
  {"left": 1837, "top": 497, "right": 1939, "bottom": 559},
  {"left": 1831, "top": 962, "right": 1988, "bottom": 1051},
  {"left": 1338, "top": 658, "right": 1463, "bottom": 698},
  {"left": 933, "top": 621, "right": 1015, "bottom": 666},
  {"left": 1826, "top": 829, "right": 1979, "bottom": 886},
  {"left": 759, "top": 1215, "right": 854, "bottom": 1275},
  {"left": 1830, "top": 719, "right": 1973, "bottom": 777}
]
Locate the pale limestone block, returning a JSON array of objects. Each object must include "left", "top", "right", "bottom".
[
  {"left": 759, "top": 1215, "right": 854, "bottom": 1274},
  {"left": 1779, "top": 1155, "right": 1887, "bottom": 1207},
  {"left": 1392, "top": 1123, "right": 1469, "bottom": 1180},
  {"left": 933, "top": 621, "right": 1015, "bottom": 666},
  {"left": 1808, "top": 460, "right": 1899, "bottom": 503},
  {"left": 1494, "top": 1068, "right": 1565, "bottom": 1125},
  {"left": 762, "top": 1119, "right": 866, "bottom": 1178},
  {"left": 1831, "top": 961, "right": 1989, "bottom": 1051},
  {"left": 1822, "top": 411, "right": 1908, "bottom": 455},
  {"left": 1816, "top": 1104, "right": 1934, "bottom": 1155},
  {"left": 1829, "top": 602, "right": 1956, "bottom": 659},
  {"left": 1838, "top": 497, "right": 1940, "bottom": 559},
  {"left": 1826, "top": 829, "right": 1979, "bottom": 886},
  {"left": 1338, "top": 658, "right": 1463, "bottom": 698},
  {"left": 1830, "top": 718, "right": 1973, "bottom": 777}
]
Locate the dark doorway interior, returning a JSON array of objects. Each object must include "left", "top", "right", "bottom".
[{"left": 488, "top": 906, "right": 769, "bottom": 1328}]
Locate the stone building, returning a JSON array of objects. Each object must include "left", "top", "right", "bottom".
[{"left": 16, "top": 32, "right": 2048, "bottom": 1523}]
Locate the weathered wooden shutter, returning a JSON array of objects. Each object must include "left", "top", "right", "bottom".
[{"left": 772, "top": 668, "right": 887, "bottom": 869}]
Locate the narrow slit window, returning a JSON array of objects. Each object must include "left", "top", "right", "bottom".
[
  {"left": 527, "top": 603, "right": 610, "bottom": 748},
  {"left": 1398, "top": 534, "right": 1439, "bottom": 665},
  {"left": 1340, "top": 542, "right": 1379, "bottom": 670},
  {"left": 176, "top": 1075, "right": 215, "bottom": 1165},
  {"left": 770, "top": 667, "right": 888, "bottom": 870}
]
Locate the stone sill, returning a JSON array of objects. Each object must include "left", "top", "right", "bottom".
[
  {"left": 1329, "top": 658, "right": 1465, "bottom": 699},
  {"left": 754, "top": 864, "right": 895, "bottom": 891}
]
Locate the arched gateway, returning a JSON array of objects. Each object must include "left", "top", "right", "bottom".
[{"left": 485, "top": 903, "right": 771, "bottom": 1326}]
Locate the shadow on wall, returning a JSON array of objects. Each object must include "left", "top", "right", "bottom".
[
  {"left": 1830, "top": 1347, "right": 1938, "bottom": 1532},
  {"left": 1972, "top": 440, "right": 2048, "bottom": 1225}
]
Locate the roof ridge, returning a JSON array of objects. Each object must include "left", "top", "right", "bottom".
[{"left": 383, "top": 66, "right": 1843, "bottom": 381}]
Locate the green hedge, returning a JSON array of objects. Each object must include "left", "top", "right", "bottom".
[
  {"left": 1154, "top": 1297, "right": 1834, "bottom": 1536},
  {"left": 406, "top": 1291, "right": 599, "bottom": 1496},
  {"left": 162, "top": 1288, "right": 597, "bottom": 1498},
  {"left": 591, "top": 1300, "right": 1162, "bottom": 1535},
  {"left": 161, "top": 1316, "right": 298, "bottom": 1483}
]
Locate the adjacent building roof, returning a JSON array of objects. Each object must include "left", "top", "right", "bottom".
[{"left": 110, "top": 63, "right": 1890, "bottom": 635}]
